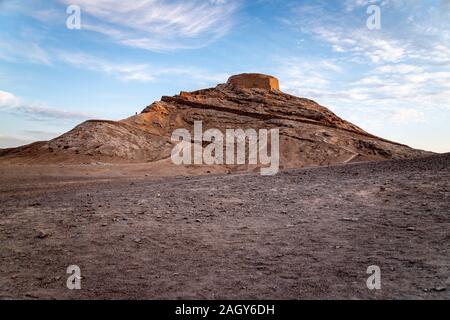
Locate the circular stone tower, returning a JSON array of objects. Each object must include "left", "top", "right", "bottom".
[{"left": 227, "top": 73, "right": 280, "bottom": 91}]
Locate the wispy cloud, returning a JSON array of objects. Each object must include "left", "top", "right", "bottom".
[
  {"left": 278, "top": 0, "right": 450, "bottom": 127},
  {"left": 275, "top": 57, "right": 343, "bottom": 96},
  {"left": 0, "top": 39, "right": 52, "bottom": 65},
  {"left": 58, "top": 0, "right": 238, "bottom": 51},
  {"left": 56, "top": 51, "right": 229, "bottom": 83},
  {"left": 57, "top": 51, "right": 154, "bottom": 81},
  {"left": 0, "top": 90, "right": 91, "bottom": 120},
  {"left": 0, "top": 40, "right": 229, "bottom": 84},
  {"left": 0, "top": 134, "right": 32, "bottom": 149},
  {"left": 390, "top": 108, "right": 424, "bottom": 124}
]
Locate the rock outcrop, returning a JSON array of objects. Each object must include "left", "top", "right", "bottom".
[{"left": 0, "top": 74, "right": 432, "bottom": 169}]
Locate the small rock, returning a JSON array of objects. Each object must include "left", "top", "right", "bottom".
[
  {"left": 407, "top": 227, "right": 416, "bottom": 231},
  {"left": 341, "top": 217, "right": 359, "bottom": 222},
  {"left": 432, "top": 287, "right": 446, "bottom": 292},
  {"left": 36, "top": 230, "right": 48, "bottom": 239},
  {"left": 195, "top": 219, "right": 201, "bottom": 223}
]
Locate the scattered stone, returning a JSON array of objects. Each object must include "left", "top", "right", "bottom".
[
  {"left": 36, "top": 230, "right": 48, "bottom": 239},
  {"left": 406, "top": 227, "right": 416, "bottom": 231},
  {"left": 341, "top": 217, "right": 359, "bottom": 222},
  {"left": 432, "top": 287, "right": 446, "bottom": 292}
]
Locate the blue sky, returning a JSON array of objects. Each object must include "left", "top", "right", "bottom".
[{"left": 0, "top": 0, "right": 449, "bottom": 152}]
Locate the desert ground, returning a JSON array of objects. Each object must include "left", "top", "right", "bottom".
[{"left": 0, "top": 153, "right": 449, "bottom": 299}]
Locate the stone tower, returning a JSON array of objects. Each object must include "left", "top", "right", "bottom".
[{"left": 227, "top": 73, "right": 280, "bottom": 91}]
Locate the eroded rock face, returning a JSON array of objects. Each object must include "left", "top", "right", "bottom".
[{"left": 227, "top": 73, "right": 280, "bottom": 91}]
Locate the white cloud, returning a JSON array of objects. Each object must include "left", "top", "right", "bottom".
[
  {"left": 374, "top": 64, "right": 424, "bottom": 74},
  {"left": 56, "top": 51, "right": 228, "bottom": 84},
  {"left": 275, "top": 57, "right": 344, "bottom": 95},
  {"left": 390, "top": 108, "right": 424, "bottom": 124},
  {"left": 0, "top": 90, "right": 91, "bottom": 120},
  {"left": 0, "top": 90, "right": 20, "bottom": 108},
  {"left": 0, "top": 39, "right": 228, "bottom": 84},
  {"left": 57, "top": 52, "right": 154, "bottom": 81},
  {"left": 282, "top": 1, "right": 450, "bottom": 121},
  {"left": 313, "top": 28, "right": 408, "bottom": 64},
  {"left": 0, "top": 40, "right": 52, "bottom": 65},
  {"left": 58, "top": 0, "right": 238, "bottom": 51},
  {"left": 0, "top": 134, "right": 32, "bottom": 149}
]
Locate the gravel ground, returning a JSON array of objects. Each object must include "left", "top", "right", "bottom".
[{"left": 0, "top": 154, "right": 449, "bottom": 299}]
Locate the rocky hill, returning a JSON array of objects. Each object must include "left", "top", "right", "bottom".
[{"left": 0, "top": 73, "right": 431, "bottom": 170}]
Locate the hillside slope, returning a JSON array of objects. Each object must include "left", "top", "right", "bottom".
[{"left": 0, "top": 73, "right": 432, "bottom": 169}]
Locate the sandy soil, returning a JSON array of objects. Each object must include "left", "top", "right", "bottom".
[{"left": 0, "top": 154, "right": 449, "bottom": 299}]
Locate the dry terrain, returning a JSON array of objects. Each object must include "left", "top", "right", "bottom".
[{"left": 0, "top": 153, "right": 449, "bottom": 299}]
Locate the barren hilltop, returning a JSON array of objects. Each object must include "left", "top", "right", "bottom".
[{"left": 0, "top": 73, "right": 431, "bottom": 171}]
